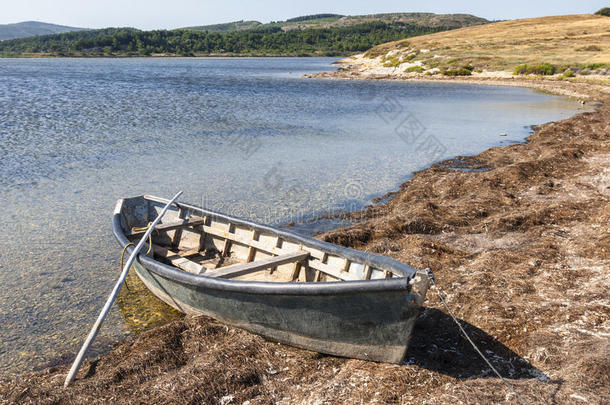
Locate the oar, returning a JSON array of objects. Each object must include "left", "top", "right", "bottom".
[{"left": 64, "top": 191, "right": 183, "bottom": 387}]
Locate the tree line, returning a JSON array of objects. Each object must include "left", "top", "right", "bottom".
[{"left": 0, "top": 22, "right": 459, "bottom": 57}]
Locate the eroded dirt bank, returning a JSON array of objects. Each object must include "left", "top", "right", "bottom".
[{"left": 1, "top": 82, "right": 608, "bottom": 404}]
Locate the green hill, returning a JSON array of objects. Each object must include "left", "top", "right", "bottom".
[
  {"left": 0, "top": 12, "right": 489, "bottom": 57},
  {"left": 0, "top": 21, "right": 87, "bottom": 40},
  {"left": 182, "top": 20, "right": 262, "bottom": 33},
  {"left": 286, "top": 14, "right": 345, "bottom": 22},
  {"left": 181, "top": 12, "right": 488, "bottom": 33}
]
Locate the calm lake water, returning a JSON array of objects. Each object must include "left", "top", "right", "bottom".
[{"left": 0, "top": 57, "right": 586, "bottom": 376}]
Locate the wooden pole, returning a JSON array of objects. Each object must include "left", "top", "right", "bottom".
[{"left": 64, "top": 191, "right": 183, "bottom": 387}]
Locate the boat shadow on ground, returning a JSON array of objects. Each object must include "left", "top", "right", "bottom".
[{"left": 403, "top": 307, "right": 546, "bottom": 381}]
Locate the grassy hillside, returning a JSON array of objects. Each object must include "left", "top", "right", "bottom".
[
  {"left": 182, "top": 20, "right": 261, "bottom": 33},
  {"left": 0, "top": 13, "right": 488, "bottom": 57},
  {"left": 330, "top": 12, "right": 489, "bottom": 28},
  {"left": 354, "top": 14, "right": 609, "bottom": 77},
  {"left": 182, "top": 12, "right": 488, "bottom": 33},
  {"left": 0, "top": 21, "right": 86, "bottom": 40}
]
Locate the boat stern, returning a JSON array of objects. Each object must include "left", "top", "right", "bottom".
[{"left": 409, "top": 268, "right": 433, "bottom": 306}]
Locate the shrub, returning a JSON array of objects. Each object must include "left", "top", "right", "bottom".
[
  {"left": 595, "top": 7, "right": 610, "bottom": 16},
  {"left": 532, "top": 63, "right": 556, "bottom": 75},
  {"left": 383, "top": 56, "right": 401, "bottom": 67},
  {"left": 441, "top": 64, "right": 475, "bottom": 76},
  {"left": 513, "top": 64, "right": 528, "bottom": 75},
  {"left": 584, "top": 63, "right": 606, "bottom": 70},
  {"left": 442, "top": 67, "right": 472, "bottom": 76},
  {"left": 562, "top": 70, "right": 575, "bottom": 78},
  {"left": 513, "top": 63, "right": 556, "bottom": 75},
  {"left": 364, "top": 48, "right": 386, "bottom": 59},
  {"left": 406, "top": 65, "right": 424, "bottom": 73},
  {"left": 576, "top": 45, "right": 602, "bottom": 51},
  {"left": 402, "top": 50, "right": 419, "bottom": 61}
]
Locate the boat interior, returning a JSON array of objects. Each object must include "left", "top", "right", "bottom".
[{"left": 119, "top": 196, "right": 404, "bottom": 283}]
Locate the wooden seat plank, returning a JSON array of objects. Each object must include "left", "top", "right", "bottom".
[
  {"left": 151, "top": 244, "right": 206, "bottom": 274},
  {"left": 206, "top": 251, "right": 309, "bottom": 279},
  {"left": 129, "top": 216, "right": 205, "bottom": 237},
  {"left": 152, "top": 244, "right": 200, "bottom": 259},
  {"left": 201, "top": 224, "right": 286, "bottom": 256}
]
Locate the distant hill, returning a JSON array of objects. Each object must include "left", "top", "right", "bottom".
[
  {"left": 286, "top": 14, "right": 344, "bottom": 22},
  {"left": 182, "top": 20, "right": 261, "bottom": 33},
  {"left": 0, "top": 12, "right": 489, "bottom": 57},
  {"left": 0, "top": 21, "right": 87, "bottom": 40},
  {"left": 182, "top": 12, "right": 488, "bottom": 33}
]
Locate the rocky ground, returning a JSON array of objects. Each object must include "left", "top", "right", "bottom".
[{"left": 0, "top": 79, "right": 608, "bottom": 404}]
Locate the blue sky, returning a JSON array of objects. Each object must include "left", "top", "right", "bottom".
[{"left": 3, "top": 0, "right": 607, "bottom": 30}]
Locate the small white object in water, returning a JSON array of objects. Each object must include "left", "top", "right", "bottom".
[{"left": 500, "top": 133, "right": 507, "bottom": 136}]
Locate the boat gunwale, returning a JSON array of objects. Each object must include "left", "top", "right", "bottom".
[
  {"left": 113, "top": 196, "right": 422, "bottom": 296},
  {"left": 143, "top": 195, "right": 419, "bottom": 277}
]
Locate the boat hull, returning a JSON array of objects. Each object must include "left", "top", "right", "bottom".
[
  {"left": 132, "top": 259, "right": 422, "bottom": 363},
  {"left": 113, "top": 195, "right": 430, "bottom": 363}
]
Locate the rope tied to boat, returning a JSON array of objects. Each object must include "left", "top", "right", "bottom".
[
  {"left": 426, "top": 274, "right": 531, "bottom": 405},
  {"left": 120, "top": 223, "right": 155, "bottom": 290},
  {"left": 130, "top": 222, "right": 155, "bottom": 255},
  {"left": 119, "top": 243, "right": 135, "bottom": 291}
]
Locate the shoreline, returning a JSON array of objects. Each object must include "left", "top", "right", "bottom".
[
  {"left": 1, "top": 76, "right": 608, "bottom": 403},
  {"left": 305, "top": 65, "right": 610, "bottom": 101},
  {"left": 0, "top": 53, "right": 349, "bottom": 59}
]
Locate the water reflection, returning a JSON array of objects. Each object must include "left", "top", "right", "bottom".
[{"left": 117, "top": 268, "right": 184, "bottom": 335}]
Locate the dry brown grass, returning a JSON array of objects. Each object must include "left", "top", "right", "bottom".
[{"left": 365, "top": 14, "right": 610, "bottom": 72}]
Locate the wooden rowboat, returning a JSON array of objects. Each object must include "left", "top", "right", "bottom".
[{"left": 113, "top": 195, "right": 431, "bottom": 363}]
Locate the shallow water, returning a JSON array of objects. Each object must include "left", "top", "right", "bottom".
[{"left": 0, "top": 57, "right": 586, "bottom": 375}]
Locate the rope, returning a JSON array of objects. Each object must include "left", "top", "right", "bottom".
[
  {"left": 426, "top": 274, "right": 530, "bottom": 405},
  {"left": 131, "top": 222, "right": 154, "bottom": 256},
  {"left": 120, "top": 243, "right": 135, "bottom": 291},
  {"left": 120, "top": 223, "right": 155, "bottom": 292}
]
